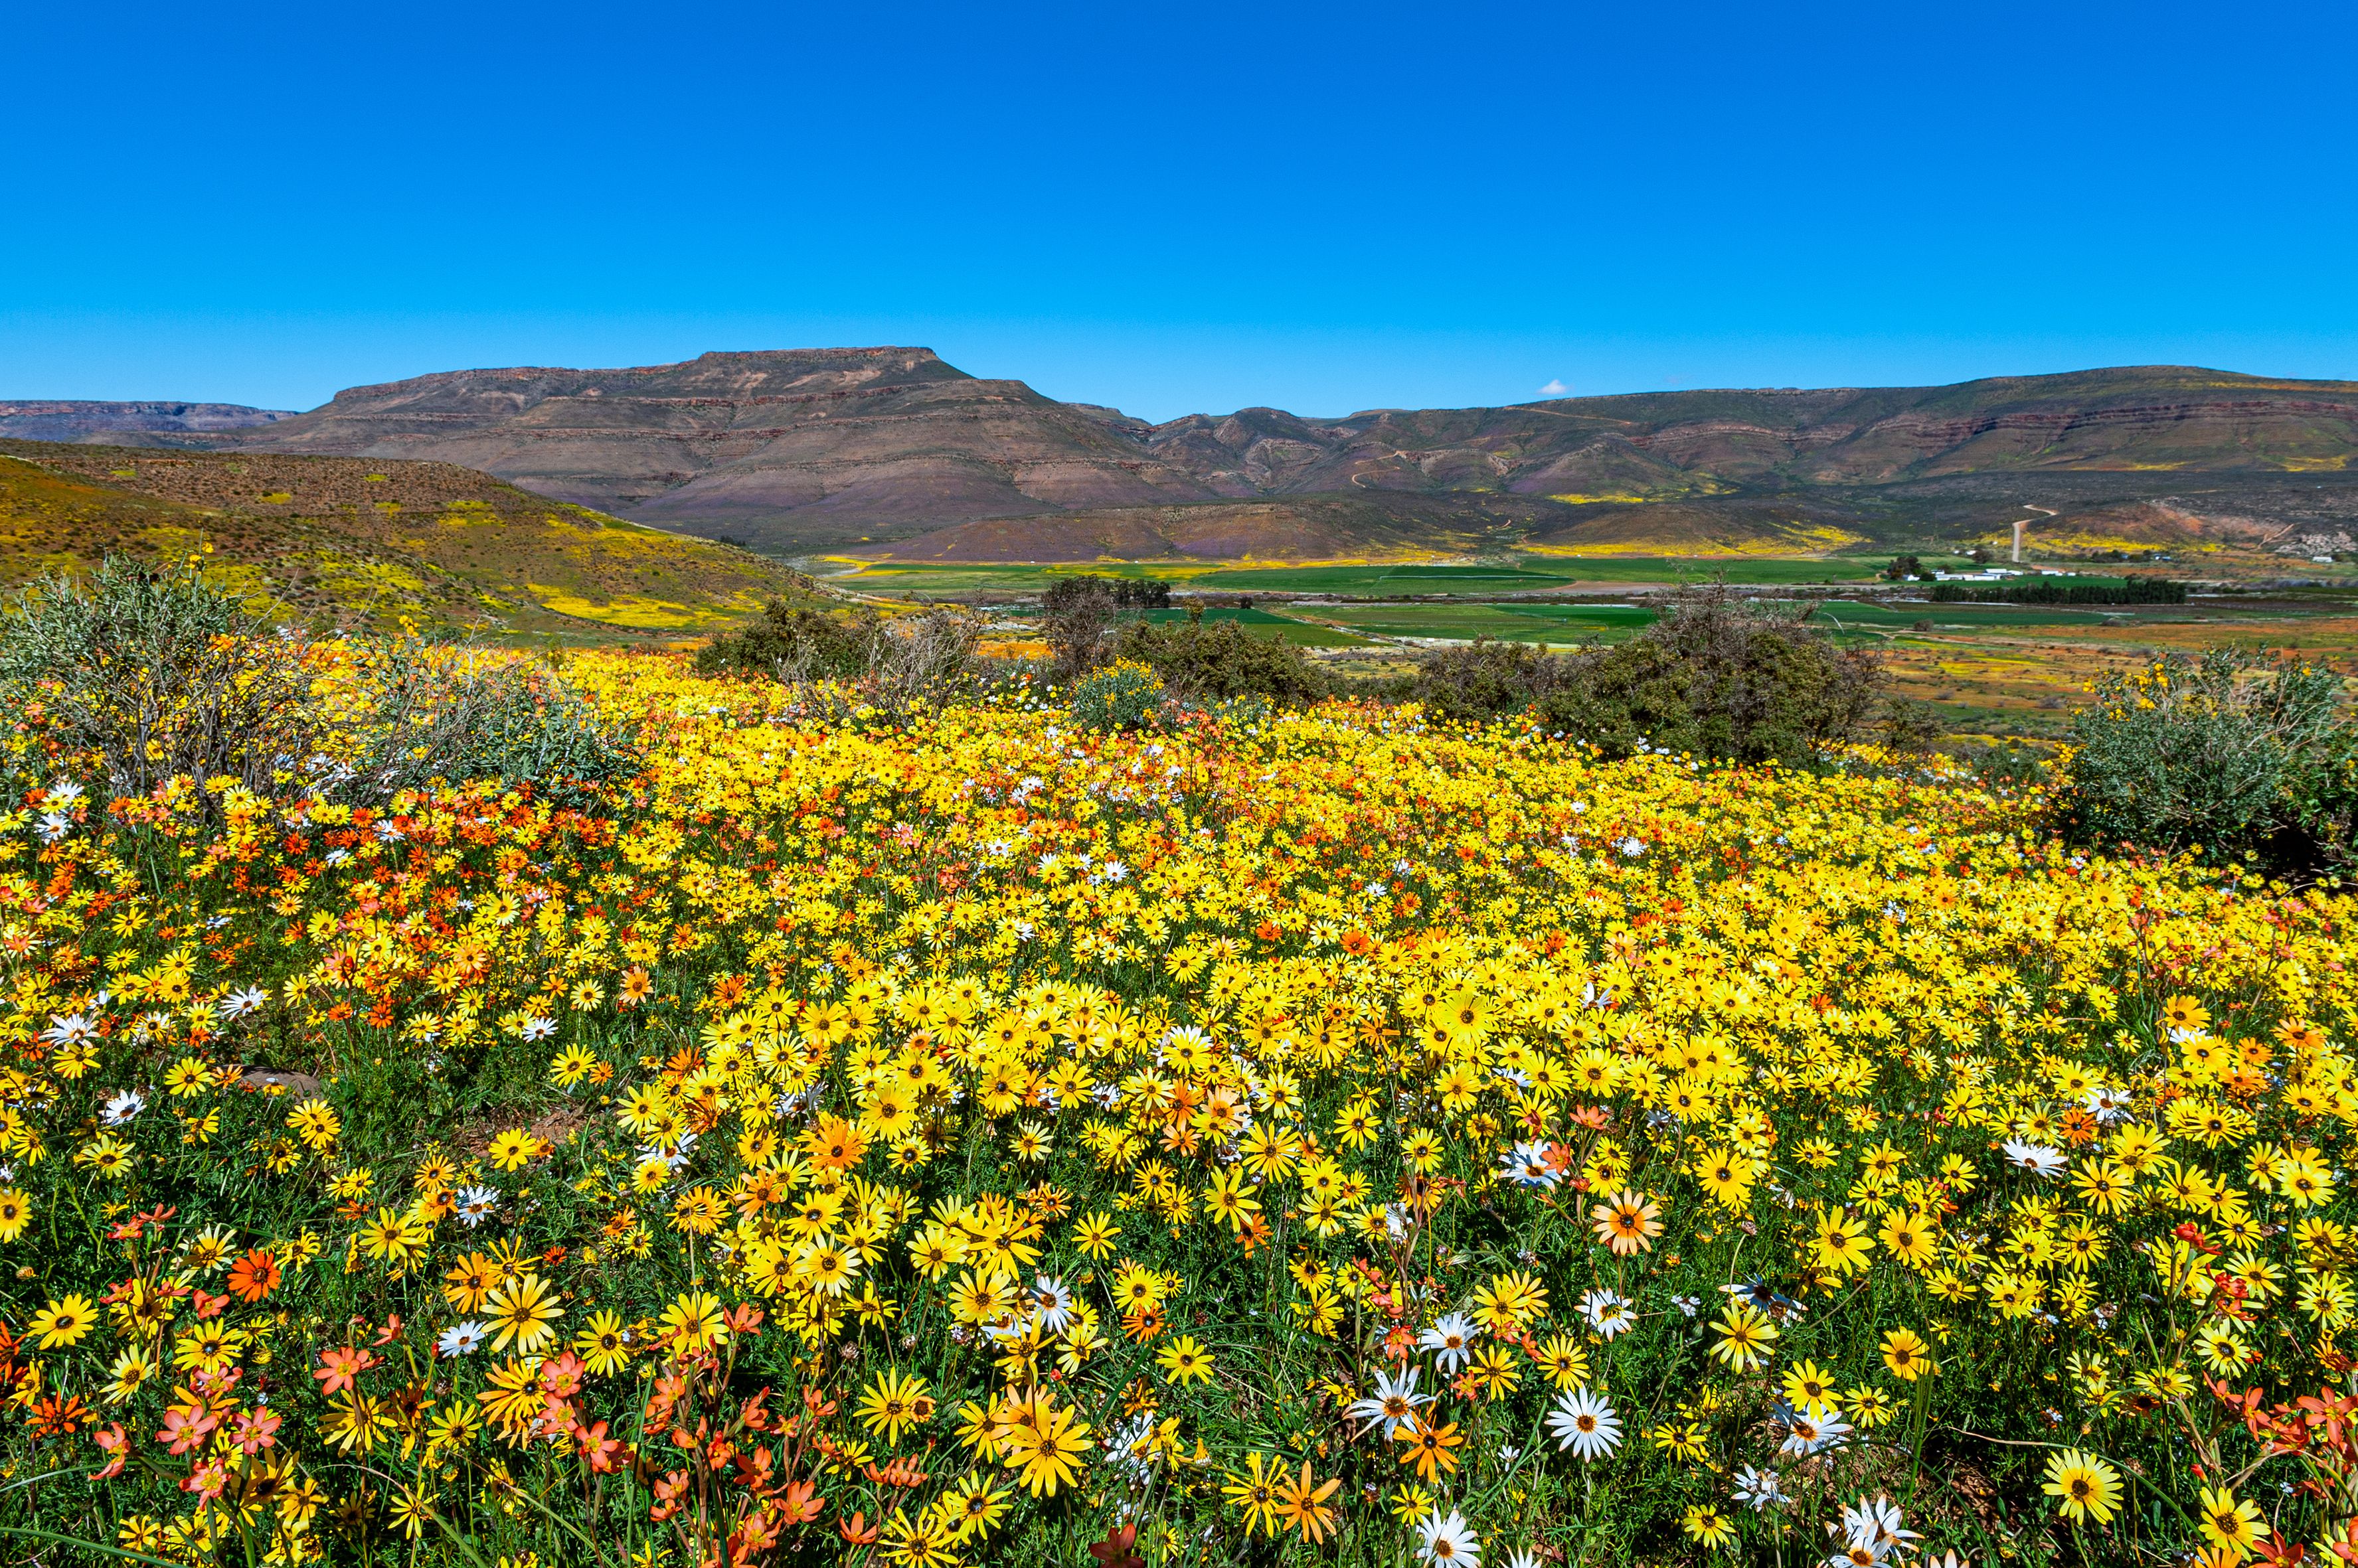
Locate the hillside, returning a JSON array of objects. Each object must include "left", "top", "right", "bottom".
[
  {"left": 0, "top": 441, "right": 827, "bottom": 635},
  {"left": 70, "top": 354, "right": 2358, "bottom": 562}
]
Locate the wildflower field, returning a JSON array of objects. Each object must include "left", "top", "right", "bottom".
[{"left": 5, "top": 642, "right": 2357, "bottom": 1568}]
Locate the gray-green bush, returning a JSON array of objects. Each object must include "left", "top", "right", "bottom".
[
  {"left": 2059, "top": 648, "right": 2358, "bottom": 869},
  {"left": 0, "top": 558, "right": 317, "bottom": 800}
]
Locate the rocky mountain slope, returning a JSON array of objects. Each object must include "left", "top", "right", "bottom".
[
  {"left": 64, "top": 355, "right": 2358, "bottom": 561},
  {"left": 0, "top": 400, "right": 295, "bottom": 442},
  {"left": 218, "top": 348, "right": 1222, "bottom": 554}
]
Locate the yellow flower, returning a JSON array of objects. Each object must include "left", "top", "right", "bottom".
[
  {"left": 658, "top": 1291, "right": 726, "bottom": 1350},
  {"left": 572, "top": 1310, "right": 633, "bottom": 1377},
  {"left": 2196, "top": 1486, "right": 2266, "bottom": 1559},
  {"left": 1708, "top": 1302, "right": 1778, "bottom": 1372},
  {"left": 1072, "top": 1212, "right": 1120, "bottom": 1260},
  {"left": 1156, "top": 1334, "right": 1215, "bottom": 1385},
  {"left": 2039, "top": 1448, "right": 2122, "bottom": 1524},
  {"left": 485, "top": 1129, "right": 543, "bottom": 1172},
  {"left": 1222, "top": 1452, "right": 1285, "bottom": 1538},
  {"left": 996, "top": 1395, "right": 1090, "bottom": 1496},
  {"left": 483, "top": 1273, "right": 564, "bottom": 1355},
  {"left": 0, "top": 1188, "right": 31, "bottom": 1243},
  {"left": 30, "top": 1293, "right": 97, "bottom": 1350},
  {"left": 1881, "top": 1327, "right": 1936, "bottom": 1381},
  {"left": 857, "top": 1368, "right": 936, "bottom": 1445}
]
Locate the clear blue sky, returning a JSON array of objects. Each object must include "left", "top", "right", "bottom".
[{"left": 7, "top": 1, "right": 2353, "bottom": 422}]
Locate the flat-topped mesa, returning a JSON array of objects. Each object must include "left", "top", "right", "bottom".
[{"left": 218, "top": 347, "right": 1219, "bottom": 540}]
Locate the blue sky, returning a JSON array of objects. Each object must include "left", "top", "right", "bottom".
[{"left": 7, "top": 1, "right": 2353, "bottom": 422}]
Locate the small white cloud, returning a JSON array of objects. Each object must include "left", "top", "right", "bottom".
[{"left": 1537, "top": 378, "right": 1571, "bottom": 397}]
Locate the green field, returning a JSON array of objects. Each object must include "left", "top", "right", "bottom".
[
  {"left": 1130, "top": 606, "right": 1369, "bottom": 645},
  {"left": 1317, "top": 602, "right": 1655, "bottom": 645},
  {"left": 827, "top": 554, "right": 1916, "bottom": 598},
  {"left": 1191, "top": 562, "right": 1580, "bottom": 593}
]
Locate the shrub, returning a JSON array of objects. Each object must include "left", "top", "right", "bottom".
[
  {"left": 1110, "top": 612, "right": 1327, "bottom": 706},
  {"left": 1412, "top": 639, "right": 1576, "bottom": 723},
  {"left": 869, "top": 603, "right": 985, "bottom": 712},
  {"left": 339, "top": 641, "right": 641, "bottom": 808},
  {"left": 1538, "top": 588, "right": 1879, "bottom": 764},
  {"left": 694, "top": 601, "right": 882, "bottom": 680},
  {"left": 1069, "top": 659, "right": 1167, "bottom": 732},
  {"left": 1, "top": 558, "right": 641, "bottom": 811},
  {"left": 0, "top": 557, "right": 319, "bottom": 801},
  {"left": 1041, "top": 576, "right": 1118, "bottom": 677},
  {"left": 1880, "top": 698, "right": 1946, "bottom": 755},
  {"left": 2058, "top": 649, "right": 2358, "bottom": 868}
]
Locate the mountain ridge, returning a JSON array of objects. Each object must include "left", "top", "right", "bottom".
[{"left": 23, "top": 354, "right": 2358, "bottom": 561}]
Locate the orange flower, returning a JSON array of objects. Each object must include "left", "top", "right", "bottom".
[
  {"left": 1589, "top": 1190, "right": 1663, "bottom": 1257},
  {"left": 803, "top": 1116, "right": 870, "bottom": 1172},
  {"left": 226, "top": 1248, "right": 282, "bottom": 1304}
]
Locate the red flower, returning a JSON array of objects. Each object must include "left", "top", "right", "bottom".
[
  {"left": 92, "top": 1423, "right": 129, "bottom": 1479},
  {"left": 156, "top": 1403, "right": 218, "bottom": 1456},
  {"left": 230, "top": 1407, "right": 282, "bottom": 1456},
  {"left": 577, "top": 1419, "right": 626, "bottom": 1472},
  {"left": 313, "top": 1346, "right": 376, "bottom": 1395}
]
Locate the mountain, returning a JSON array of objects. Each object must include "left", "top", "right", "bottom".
[
  {"left": 0, "top": 400, "right": 295, "bottom": 443},
  {"left": 70, "top": 355, "right": 2358, "bottom": 562},
  {"left": 0, "top": 441, "right": 827, "bottom": 635},
  {"left": 219, "top": 348, "right": 1222, "bottom": 554}
]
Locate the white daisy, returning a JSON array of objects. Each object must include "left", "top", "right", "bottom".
[
  {"left": 1420, "top": 1312, "right": 1478, "bottom": 1373},
  {"left": 2003, "top": 1139, "right": 2066, "bottom": 1177},
  {"left": 1032, "top": 1274, "right": 1075, "bottom": 1334},
  {"left": 1545, "top": 1387, "right": 1622, "bottom": 1460},
  {"left": 438, "top": 1322, "right": 487, "bottom": 1358},
  {"left": 1416, "top": 1508, "right": 1479, "bottom": 1565},
  {"left": 1346, "top": 1367, "right": 1432, "bottom": 1439},
  {"left": 1579, "top": 1288, "right": 1635, "bottom": 1338}
]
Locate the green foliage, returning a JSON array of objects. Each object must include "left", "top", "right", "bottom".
[
  {"left": 1068, "top": 659, "right": 1167, "bottom": 732},
  {"left": 2059, "top": 648, "right": 2358, "bottom": 868},
  {"left": 1040, "top": 576, "right": 1118, "bottom": 676},
  {"left": 1406, "top": 589, "right": 1879, "bottom": 764},
  {"left": 1879, "top": 698, "right": 1946, "bottom": 754},
  {"left": 1930, "top": 578, "right": 2186, "bottom": 605},
  {"left": 695, "top": 599, "right": 881, "bottom": 679},
  {"left": 0, "top": 555, "right": 316, "bottom": 801},
  {"left": 1, "top": 556, "right": 641, "bottom": 816},
  {"left": 343, "top": 640, "right": 642, "bottom": 809},
  {"left": 1110, "top": 612, "right": 1327, "bottom": 705},
  {"left": 1411, "top": 638, "right": 1574, "bottom": 722}
]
